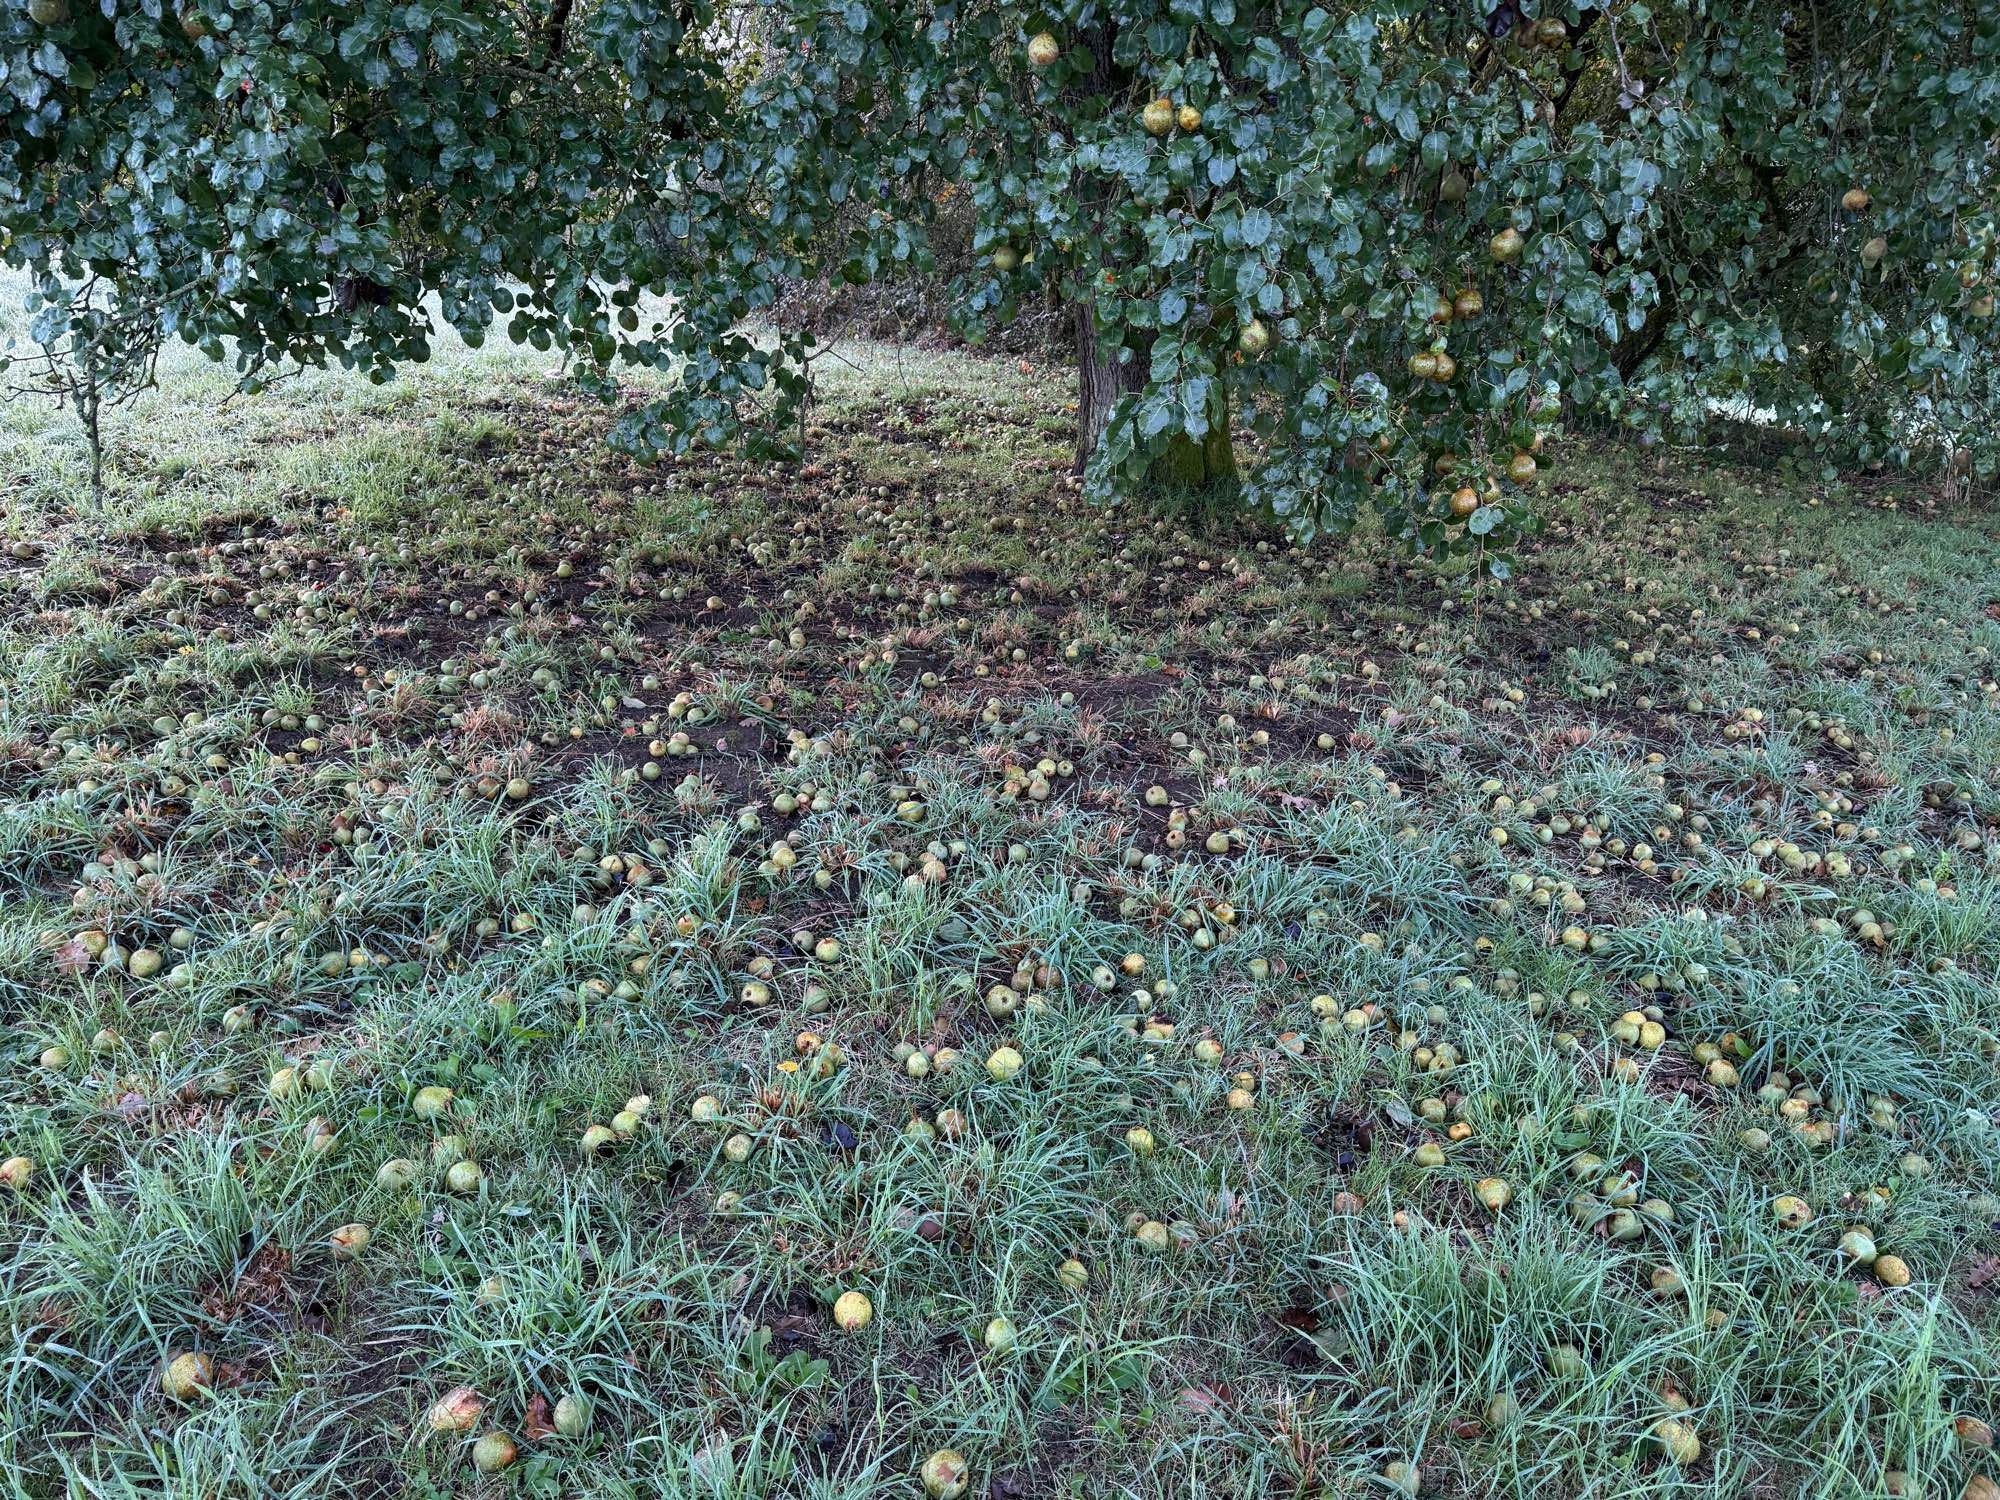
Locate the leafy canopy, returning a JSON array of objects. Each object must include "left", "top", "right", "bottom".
[{"left": 4, "top": 1, "right": 1997, "bottom": 568}]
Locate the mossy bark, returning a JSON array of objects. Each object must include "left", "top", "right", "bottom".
[
  {"left": 1068, "top": 19, "right": 1235, "bottom": 497},
  {"left": 1075, "top": 306, "right": 1147, "bottom": 472},
  {"left": 1150, "top": 395, "right": 1237, "bottom": 492},
  {"left": 1075, "top": 308, "right": 1235, "bottom": 493}
]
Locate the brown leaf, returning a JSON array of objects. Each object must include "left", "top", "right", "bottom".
[
  {"left": 1177, "top": 1383, "right": 1233, "bottom": 1416},
  {"left": 766, "top": 1312, "right": 815, "bottom": 1342},
  {"left": 53, "top": 937, "right": 92, "bottom": 974},
  {"left": 522, "top": 1393, "right": 556, "bottom": 1441}
]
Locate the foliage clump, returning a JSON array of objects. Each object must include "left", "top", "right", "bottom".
[{"left": 3, "top": 2, "right": 1997, "bottom": 559}]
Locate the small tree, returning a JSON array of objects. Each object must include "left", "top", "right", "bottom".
[
  {"left": 4, "top": 1, "right": 1996, "bottom": 569},
  {"left": 2, "top": 274, "right": 168, "bottom": 500}
]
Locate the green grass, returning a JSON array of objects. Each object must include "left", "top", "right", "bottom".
[{"left": 1, "top": 272, "right": 1998, "bottom": 1499}]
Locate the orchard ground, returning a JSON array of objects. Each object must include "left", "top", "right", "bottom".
[{"left": 3, "top": 283, "right": 1999, "bottom": 1500}]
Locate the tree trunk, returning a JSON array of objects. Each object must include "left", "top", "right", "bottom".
[
  {"left": 1614, "top": 277, "right": 1677, "bottom": 381},
  {"left": 1074, "top": 304, "right": 1235, "bottom": 489},
  {"left": 73, "top": 374, "right": 105, "bottom": 504},
  {"left": 1068, "top": 18, "right": 1233, "bottom": 494},
  {"left": 1071, "top": 23, "right": 1143, "bottom": 474},
  {"left": 1075, "top": 303, "right": 1148, "bottom": 471}
]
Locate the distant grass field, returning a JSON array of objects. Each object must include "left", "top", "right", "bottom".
[{"left": 2, "top": 277, "right": 1998, "bottom": 1500}]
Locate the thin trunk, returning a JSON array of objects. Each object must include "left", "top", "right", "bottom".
[{"left": 75, "top": 377, "right": 105, "bottom": 504}]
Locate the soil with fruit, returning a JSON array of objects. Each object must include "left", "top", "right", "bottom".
[{"left": 2, "top": 328, "right": 1998, "bottom": 1499}]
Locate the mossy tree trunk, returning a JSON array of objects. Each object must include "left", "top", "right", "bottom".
[
  {"left": 1069, "top": 20, "right": 1234, "bottom": 496},
  {"left": 1074, "top": 303, "right": 1147, "bottom": 471},
  {"left": 1075, "top": 307, "right": 1235, "bottom": 490},
  {"left": 1149, "top": 375, "right": 1236, "bottom": 491}
]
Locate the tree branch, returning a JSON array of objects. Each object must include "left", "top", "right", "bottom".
[{"left": 539, "top": 0, "right": 574, "bottom": 70}]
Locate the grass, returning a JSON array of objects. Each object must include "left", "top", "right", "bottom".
[{"left": 1, "top": 270, "right": 1998, "bottom": 1499}]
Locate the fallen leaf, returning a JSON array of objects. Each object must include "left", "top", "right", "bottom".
[
  {"left": 1274, "top": 1305, "right": 1320, "bottom": 1333},
  {"left": 1177, "top": 1383, "right": 1233, "bottom": 1416},
  {"left": 522, "top": 1393, "right": 556, "bottom": 1441}
]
